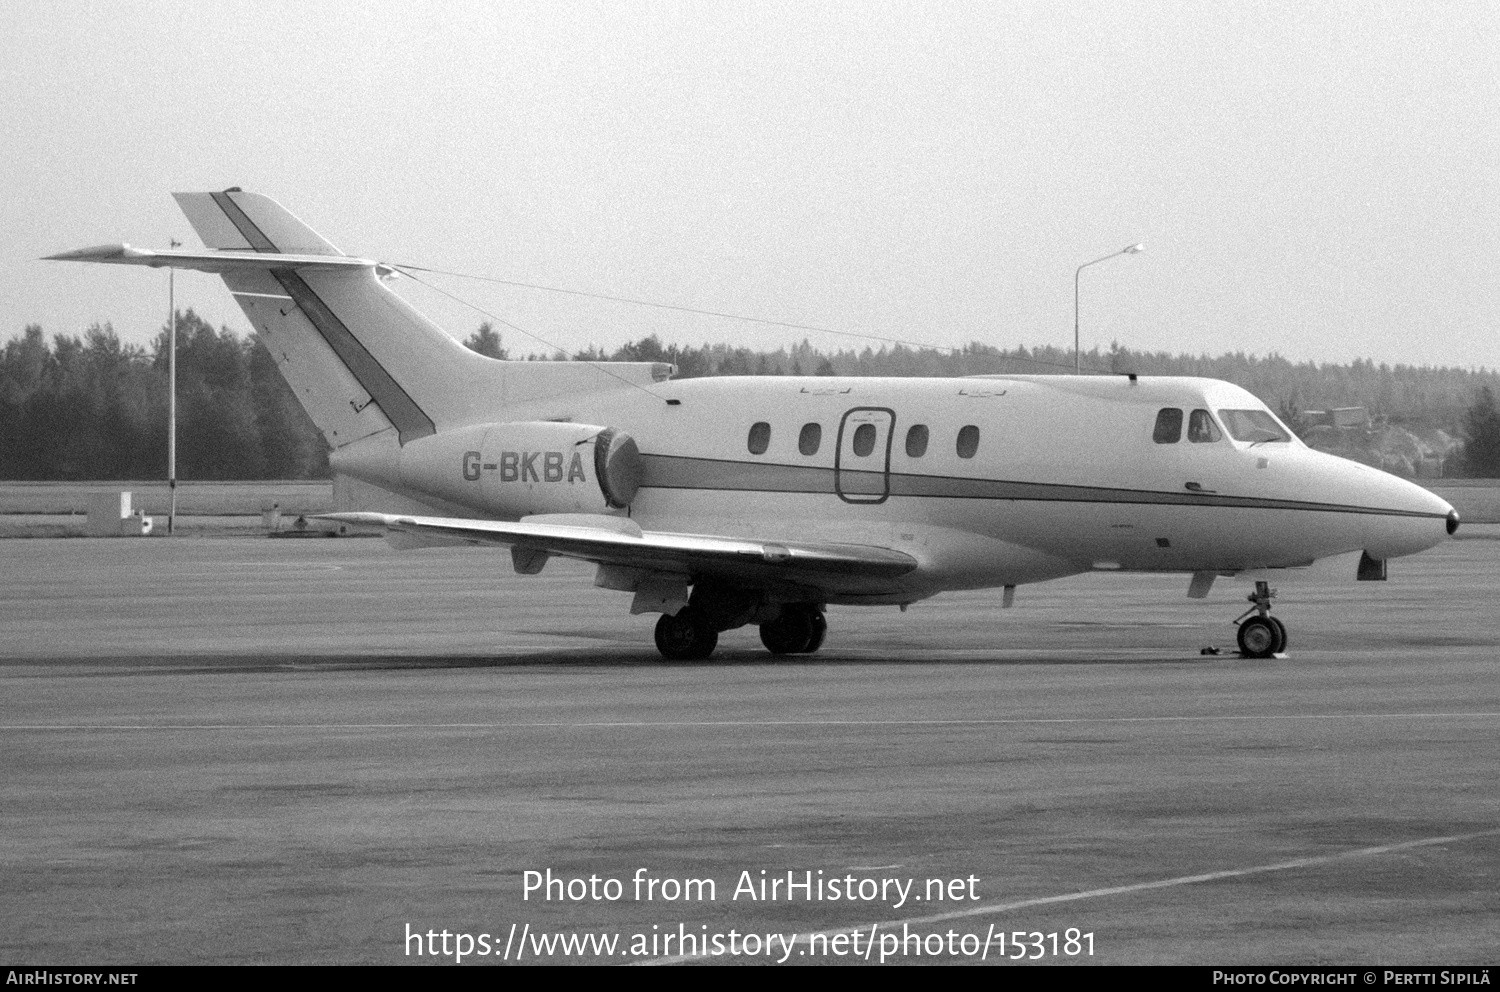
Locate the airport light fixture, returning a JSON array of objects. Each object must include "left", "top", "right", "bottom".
[
  {"left": 1074, "top": 243, "right": 1144, "bottom": 374},
  {"left": 167, "top": 240, "right": 180, "bottom": 535}
]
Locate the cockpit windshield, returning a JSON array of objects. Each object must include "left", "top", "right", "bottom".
[{"left": 1216, "top": 409, "right": 1292, "bottom": 443}]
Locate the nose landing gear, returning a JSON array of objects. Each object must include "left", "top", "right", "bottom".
[{"left": 1233, "top": 581, "right": 1287, "bottom": 658}]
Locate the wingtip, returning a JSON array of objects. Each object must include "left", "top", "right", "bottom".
[
  {"left": 41, "top": 243, "right": 129, "bottom": 262},
  {"left": 313, "top": 511, "right": 390, "bottom": 526}
]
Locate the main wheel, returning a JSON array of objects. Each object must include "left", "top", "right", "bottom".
[
  {"left": 655, "top": 608, "right": 718, "bottom": 661},
  {"left": 1268, "top": 616, "right": 1288, "bottom": 654},
  {"left": 799, "top": 610, "right": 827, "bottom": 654},
  {"left": 760, "top": 608, "right": 815, "bottom": 655},
  {"left": 1237, "top": 616, "right": 1279, "bottom": 658}
]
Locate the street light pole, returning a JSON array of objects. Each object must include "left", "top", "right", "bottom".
[
  {"left": 1074, "top": 243, "right": 1144, "bottom": 374},
  {"left": 167, "top": 240, "right": 180, "bottom": 535}
]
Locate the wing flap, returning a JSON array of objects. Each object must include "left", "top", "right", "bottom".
[{"left": 320, "top": 511, "right": 918, "bottom": 586}]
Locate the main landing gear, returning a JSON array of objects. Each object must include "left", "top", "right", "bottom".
[
  {"left": 1233, "top": 580, "right": 1288, "bottom": 658},
  {"left": 653, "top": 602, "right": 827, "bottom": 661},
  {"left": 654, "top": 607, "right": 718, "bottom": 661},
  {"left": 758, "top": 604, "right": 827, "bottom": 656}
]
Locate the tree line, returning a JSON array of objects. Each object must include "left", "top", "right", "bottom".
[
  {"left": 3, "top": 315, "right": 1498, "bottom": 479},
  {"left": 0, "top": 312, "right": 324, "bottom": 480}
]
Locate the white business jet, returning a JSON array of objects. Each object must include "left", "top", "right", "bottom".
[{"left": 48, "top": 190, "right": 1459, "bottom": 660}]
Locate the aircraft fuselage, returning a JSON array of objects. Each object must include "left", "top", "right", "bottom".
[{"left": 334, "top": 371, "right": 1453, "bottom": 605}]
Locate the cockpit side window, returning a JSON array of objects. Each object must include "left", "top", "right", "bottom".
[
  {"left": 1187, "top": 409, "right": 1223, "bottom": 443},
  {"left": 1217, "top": 409, "right": 1292, "bottom": 443},
  {"left": 1153, "top": 408, "right": 1183, "bottom": 443}
]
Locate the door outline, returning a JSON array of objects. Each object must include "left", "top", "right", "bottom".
[{"left": 835, "top": 407, "right": 895, "bottom": 504}]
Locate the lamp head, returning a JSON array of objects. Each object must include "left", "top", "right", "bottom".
[{"left": 1124, "top": 243, "right": 1144, "bottom": 254}]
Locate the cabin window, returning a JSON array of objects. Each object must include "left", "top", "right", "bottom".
[
  {"left": 905, "top": 424, "right": 929, "bottom": 458},
  {"left": 1187, "top": 409, "right": 1223, "bottom": 443},
  {"left": 956, "top": 425, "right": 980, "bottom": 459},
  {"left": 1217, "top": 409, "right": 1292, "bottom": 443},
  {"left": 1153, "top": 408, "right": 1183, "bottom": 443},
  {"left": 851, "top": 422, "right": 877, "bottom": 457},
  {"left": 798, "top": 422, "right": 822, "bottom": 455},
  {"left": 747, "top": 421, "right": 771, "bottom": 455}
]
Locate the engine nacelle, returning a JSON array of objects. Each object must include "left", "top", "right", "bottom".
[{"left": 398, "top": 421, "right": 642, "bottom": 517}]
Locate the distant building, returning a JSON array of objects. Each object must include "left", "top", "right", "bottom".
[
  {"left": 1301, "top": 419, "right": 1459, "bottom": 479},
  {"left": 1305, "top": 407, "right": 1368, "bottom": 428}
]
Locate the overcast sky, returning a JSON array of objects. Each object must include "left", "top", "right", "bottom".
[{"left": 4, "top": 1, "right": 1498, "bottom": 370}]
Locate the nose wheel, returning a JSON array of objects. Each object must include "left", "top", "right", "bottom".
[{"left": 1233, "top": 581, "right": 1288, "bottom": 658}]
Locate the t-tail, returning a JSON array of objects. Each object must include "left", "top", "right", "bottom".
[{"left": 46, "top": 189, "right": 671, "bottom": 455}]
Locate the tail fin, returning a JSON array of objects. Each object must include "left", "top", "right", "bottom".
[
  {"left": 174, "top": 189, "right": 344, "bottom": 255},
  {"left": 175, "top": 190, "right": 465, "bottom": 447},
  {"left": 48, "top": 189, "right": 674, "bottom": 450}
]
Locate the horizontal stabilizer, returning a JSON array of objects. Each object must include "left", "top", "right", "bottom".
[
  {"left": 43, "top": 244, "right": 376, "bottom": 273},
  {"left": 318, "top": 511, "right": 918, "bottom": 586}
]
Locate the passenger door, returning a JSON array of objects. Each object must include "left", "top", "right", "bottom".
[{"left": 835, "top": 407, "right": 895, "bottom": 504}]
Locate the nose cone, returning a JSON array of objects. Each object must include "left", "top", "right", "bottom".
[
  {"left": 1357, "top": 469, "right": 1455, "bottom": 560},
  {"left": 1296, "top": 449, "right": 1454, "bottom": 560}
]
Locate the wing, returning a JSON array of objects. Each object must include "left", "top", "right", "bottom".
[{"left": 319, "top": 511, "right": 917, "bottom": 592}]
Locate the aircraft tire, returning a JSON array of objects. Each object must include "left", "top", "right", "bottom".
[
  {"left": 798, "top": 610, "right": 827, "bottom": 654},
  {"left": 760, "top": 608, "right": 815, "bottom": 655},
  {"left": 655, "top": 609, "right": 717, "bottom": 661},
  {"left": 1268, "top": 616, "right": 1288, "bottom": 654},
  {"left": 1237, "top": 616, "right": 1279, "bottom": 658}
]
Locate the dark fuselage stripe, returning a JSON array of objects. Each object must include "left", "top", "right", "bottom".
[
  {"left": 209, "top": 192, "right": 435, "bottom": 444},
  {"left": 638, "top": 453, "right": 1444, "bottom": 519}
]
